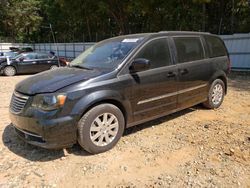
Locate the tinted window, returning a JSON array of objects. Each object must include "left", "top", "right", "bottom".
[
  {"left": 174, "top": 37, "right": 204, "bottom": 63},
  {"left": 37, "top": 53, "right": 49, "bottom": 59},
  {"left": 4, "top": 52, "right": 17, "bottom": 58},
  {"left": 204, "top": 35, "right": 227, "bottom": 58},
  {"left": 135, "top": 38, "right": 171, "bottom": 69},
  {"left": 23, "top": 53, "right": 37, "bottom": 60}
]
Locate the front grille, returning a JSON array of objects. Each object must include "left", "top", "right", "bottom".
[{"left": 10, "top": 92, "right": 29, "bottom": 114}]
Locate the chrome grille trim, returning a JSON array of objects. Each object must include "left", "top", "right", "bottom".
[{"left": 10, "top": 91, "right": 29, "bottom": 114}]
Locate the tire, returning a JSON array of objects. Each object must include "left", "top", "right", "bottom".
[
  {"left": 50, "top": 65, "right": 58, "bottom": 70},
  {"left": 203, "top": 79, "right": 225, "bottom": 109},
  {"left": 4, "top": 66, "right": 16, "bottom": 76},
  {"left": 77, "top": 103, "right": 125, "bottom": 154}
]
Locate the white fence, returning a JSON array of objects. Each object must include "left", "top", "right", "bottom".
[
  {"left": 1, "top": 33, "right": 250, "bottom": 70},
  {"left": 34, "top": 43, "right": 95, "bottom": 60},
  {"left": 0, "top": 42, "right": 95, "bottom": 60}
]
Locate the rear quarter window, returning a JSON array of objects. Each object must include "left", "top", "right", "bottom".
[
  {"left": 173, "top": 37, "right": 204, "bottom": 63},
  {"left": 204, "top": 35, "right": 227, "bottom": 58}
]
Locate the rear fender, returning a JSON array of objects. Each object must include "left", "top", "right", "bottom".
[{"left": 209, "top": 70, "right": 228, "bottom": 94}]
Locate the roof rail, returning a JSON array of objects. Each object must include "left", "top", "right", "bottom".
[{"left": 158, "top": 31, "right": 210, "bottom": 34}]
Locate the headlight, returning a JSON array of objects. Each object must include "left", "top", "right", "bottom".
[{"left": 32, "top": 93, "right": 67, "bottom": 111}]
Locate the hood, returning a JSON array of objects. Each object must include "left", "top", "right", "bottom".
[{"left": 15, "top": 67, "right": 109, "bottom": 95}]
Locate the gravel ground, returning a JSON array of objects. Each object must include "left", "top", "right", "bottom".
[{"left": 0, "top": 73, "right": 249, "bottom": 187}]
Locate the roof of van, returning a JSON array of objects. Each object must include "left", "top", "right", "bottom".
[
  {"left": 113, "top": 31, "right": 215, "bottom": 39},
  {"left": 158, "top": 31, "right": 211, "bottom": 35},
  {"left": 99, "top": 31, "right": 218, "bottom": 44}
]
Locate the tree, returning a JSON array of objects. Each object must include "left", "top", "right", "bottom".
[
  {"left": 0, "top": 0, "right": 249, "bottom": 42},
  {"left": 3, "top": 0, "right": 43, "bottom": 42}
]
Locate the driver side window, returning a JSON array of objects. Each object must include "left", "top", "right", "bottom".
[{"left": 135, "top": 38, "right": 171, "bottom": 69}]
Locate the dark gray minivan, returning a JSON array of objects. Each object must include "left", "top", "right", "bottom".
[{"left": 9, "top": 31, "right": 230, "bottom": 154}]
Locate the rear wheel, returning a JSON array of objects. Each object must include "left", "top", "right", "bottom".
[
  {"left": 203, "top": 79, "right": 225, "bottom": 109},
  {"left": 4, "top": 66, "right": 16, "bottom": 76},
  {"left": 77, "top": 104, "right": 125, "bottom": 154}
]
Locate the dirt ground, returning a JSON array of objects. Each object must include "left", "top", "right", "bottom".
[{"left": 0, "top": 73, "right": 249, "bottom": 188}]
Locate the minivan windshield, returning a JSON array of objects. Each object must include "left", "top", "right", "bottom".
[{"left": 70, "top": 36, "right": 144, "bottom": 70}]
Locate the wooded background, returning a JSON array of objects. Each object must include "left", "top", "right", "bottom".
[{"left": 0, "top": 0, "right": 249, "bottom": 43}]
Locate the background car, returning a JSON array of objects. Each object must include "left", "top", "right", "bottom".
[
  {"left": 9, "top": 47, "right": 33, "bottom": 54},
  {"left": 0, "top": 51, "right": 18, "bottom": 59},
  {"left": 0, "top": 52, "right": 66, "bottom": 76},
  {"left": 0, "top": 51, "right": 19, "bottom": 64}
]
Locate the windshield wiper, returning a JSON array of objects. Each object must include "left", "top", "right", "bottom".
[{"left": 69, "top": 65, "right": 92, "bottom": 70}]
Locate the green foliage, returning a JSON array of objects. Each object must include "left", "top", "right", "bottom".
[
  {"left": 1, "top": 0, "right": 43, "bottom": 42},
  {"left": 0, "top": 0, "right": 249, "bottom": 42}
]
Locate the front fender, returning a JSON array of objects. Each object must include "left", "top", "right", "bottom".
[{"left": 71, "top": 90, "right": 133, "bottom": 123}]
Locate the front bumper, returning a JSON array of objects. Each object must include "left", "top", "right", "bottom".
[{"left": 9, "top": 112, "right": 78, "bottom": 149}]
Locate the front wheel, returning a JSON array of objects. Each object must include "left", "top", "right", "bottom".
[
  {"left": 77, "top": 104, "right": 125, "bottom": 154},
  {"left": 4, "top": 66, "right": 16, "bottom": 76},
  {"left": 203, "top": 79, "right": 225, "bottom": 109}
]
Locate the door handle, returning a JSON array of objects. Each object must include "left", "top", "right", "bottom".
[
  {"left": 32, "top": 61, "right": 37, "bottom": 64},
  {"left": 167, "top": 72, "right": 176, "bottom": 78},
  {"left": 179, "top": 68, "right": 188, "bottom": 75}
]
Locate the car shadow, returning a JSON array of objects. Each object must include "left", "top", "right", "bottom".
[
  {"left": 2, "top": 124, "right": 90, "bottom": 161},
  {"left": 124, "top": 105, "right": 203, "bottom": 136}
]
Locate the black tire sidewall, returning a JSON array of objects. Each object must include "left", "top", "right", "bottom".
[
  {"left": 208, "top": 79, "right": 225, "bottom": 109},
  {"left": 77, "top": 104, "right": 125, "bottom": 154}
]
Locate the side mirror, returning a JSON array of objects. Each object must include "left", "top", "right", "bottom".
[
  {"left": 129, "top": 58, "right": 150, "bottom": 73},
  {"left": 19, "top": 57, "right": 24, "bottom": 61}
]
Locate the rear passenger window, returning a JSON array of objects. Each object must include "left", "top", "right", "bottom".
[
  {"left": 37, "top": 53, "right": 49, "bottom": 59},
  {"left": 174, "top": 37, "right": 204, "bottom": 63},
  {"left": 204, "top": 35, "right": 227, "bottom": 58},
  {"left": 23, "top": 53, "right": 36, "bottom": 60},
  {"left": 135, "top": 38, "right": 171, "bottom": 69}
]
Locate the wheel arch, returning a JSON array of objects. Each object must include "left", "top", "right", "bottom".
[
  {"left": 209, "top": 71, "right": 228, "bottom": 94},
  {"left": 72, "top": 90, "right": 132, "bottom": 127},
  {"left": 82, "top": 99, "right": 128, "bottom": 126}
]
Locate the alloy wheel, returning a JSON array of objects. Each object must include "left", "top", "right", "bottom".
[
  {"left": 90, "top": 113, "right": 119, "bottom": 146},
  {"left": 212, "top": 83, "right": 223, "bottom": 105}
]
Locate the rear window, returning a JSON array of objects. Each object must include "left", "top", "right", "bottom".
[
  {"left": 204, "top": 35, "right": 227, "bottom": 58},
  {"left": 173, "top": 37, "right": 204, "bottom": 63}
]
